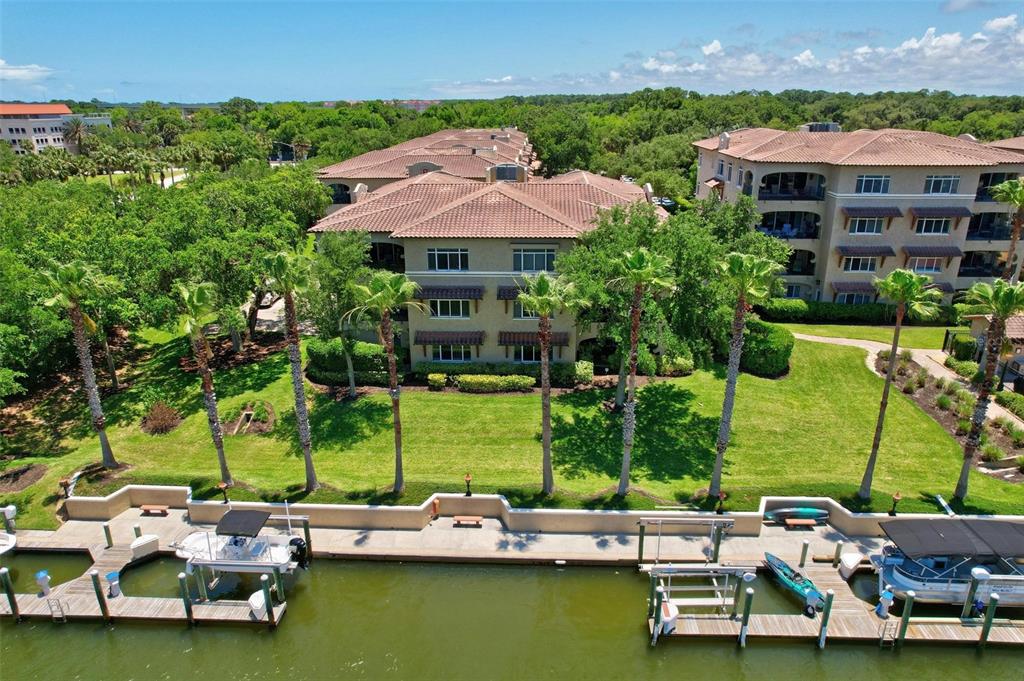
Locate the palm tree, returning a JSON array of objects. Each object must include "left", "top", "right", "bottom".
[
  {"left": 63, "top": 117, "right": 89, "bottom": 155},
  {"left": 955, "top": 280, "right": 1024, "bottom": 500},
  {"left": 346, "top": 271, "right": 427, "bottom": 494},
  {"left": 991, "top": 178, "right": 1024, "bottom": 282},
  {"left": 708, "top": 253, "right": 781, "bottom": 499},
  {"left": 178, "top": 282, "right": 233, "bottom": 486},
  {"left": 263, "top": 245, "right": 319, "bottom": 492},
  {"left": 609, "top": 249, "right": 675, "bottom": 496},
  {"left": 292, "top": 136, "right": 311, "bottom": 162},
  {"left": 40, "top": 262, "right": 119, "bottom": 468},
  {"left": 93, "top": 145, "right": 120, "bottom": 189},
  {"left": 858, "top": 270, "right": 941, "bottom": 501},
  {"left": 517, "top": 272, "right": 585, "bottom": 495}
]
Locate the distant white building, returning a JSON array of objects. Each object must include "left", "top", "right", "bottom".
[{"left": 0, "top": 103, "right": 112, "bottom": 155}]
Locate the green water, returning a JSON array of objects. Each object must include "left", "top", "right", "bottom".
[
  {"left": 1, "top": 558, "right": 1020, "bottom": 681},
  {"left": 0, "top": 550, "right": 93, "bottom": 593}
]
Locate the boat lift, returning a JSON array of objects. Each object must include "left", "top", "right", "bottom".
[
  {"left": 636, "top": 517, "right": 735, "bottom": 566},
  {"left": 640, "top": 563, "right": 756, "bottom": 616}
]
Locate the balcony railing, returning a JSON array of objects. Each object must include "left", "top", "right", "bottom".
[
  {"left": 758, "top": 187, "right": 825, "bottom": 201},
  {"left": 757, "top": 225, "right": 820, "bottom": 239},
  {"left": 966, "top": 226, "right": 1013, "bottom": 241},
  {"left": 975, "top": 188, "right": 998, "bottom": 202},
  {"left": 957, "top": 266, "right": 1004, "bottom": 278}
]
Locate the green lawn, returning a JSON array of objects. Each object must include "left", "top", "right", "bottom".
[
  {"left": 780, "top": 323, "right": 966, "bottom": 349},
  {"left": 3, "top": 333, "right": 1020, "bottom": 529}
]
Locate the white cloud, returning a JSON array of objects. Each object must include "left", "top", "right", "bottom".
[
  {"left": 701, "top": 39, "right": 723, "bottom": 56},
  {"left": 793, "top": 49, "right": 818, "bottom": 67},
  {"left": 984, "top": 14, "right": 1018, "bottom": 32},
  {"left": 942, "top": 0, "right": 991, "bottom": 13},
  {"left": 0, "top": 58, "right": 54, "bottom": 81},
  {"left": 608, "top": 70, "right": 621, "bottom": 83}
]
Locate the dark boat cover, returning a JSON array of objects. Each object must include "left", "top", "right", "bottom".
[
  {"left": 880, "top": 519, "right": 1024, "bottom": 559},
  {"left": 215, "top": 510, "right": 271, "bottom": 537}
]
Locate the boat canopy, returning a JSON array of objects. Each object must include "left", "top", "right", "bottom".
[
  {"left": 881, "top": 519, "right": 1024, "bottom": 559},
  {"left": 215, "top": 510, "right": 272, "bottom": 537}
]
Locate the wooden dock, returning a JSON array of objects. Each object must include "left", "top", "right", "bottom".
[
  {"left": 1, "top": 542, "right": 286, "bottom": 626},
  {"left": 650, "top": 564, "right": 1024, "bottom": 647}
]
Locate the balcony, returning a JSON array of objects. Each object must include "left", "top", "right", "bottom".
[
  {"left": 957, "top": 266, "right": 1004, "bottom": 278},
  {"left": 958, "top": 251, "right": 1006, "bottom": 278},
  {"left": 966, "top": 213, "right": 1013, "bottom": 241},
  {"left": 975, "top": 172, "right": 1019, "bottom": 201},
  {"left": 786, "top": 249, "right": 816, "bottom": 276},
  {"left": 757, "top": 224, "right": 820, "bottom": 240},
  {"left": 758, "top": 172, "right": 826, "bottom": 201},
  {"left": 758, "top": 211, "right": 821, "bottom": 239}
]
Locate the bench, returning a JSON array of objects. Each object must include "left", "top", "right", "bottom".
[
  {"left": 784, "top": 518, "right": 818, "bottom": 528},
  {"left": 453, "top": 515, "right": 483, "bottom": 528},
  {"left": 140, "top": 504, "right": 170, "bottom": 516}
]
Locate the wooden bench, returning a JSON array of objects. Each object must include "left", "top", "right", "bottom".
[
  {"left": 140, "top": 504, "right": 170, "bottom": 516},
  {"left": 784, "top": 518, "right": 817, "bottom": 528},
  {"left": 453, "top": 515, "right": 483, "bottom": 528}
]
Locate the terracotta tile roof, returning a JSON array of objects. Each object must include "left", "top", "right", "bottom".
[
  {"left": 694, "top": 128, "right": 1024, "bottom": 166},
  {"left": 0, "top": 103, "right": 72, "bottom": 116},
  {"left": 989, "top": 136, "right": 1024, "bottom": 154},
  {"left": 498, "top": 331, "right": 570, "bottom": 347},
  {"left": 968, "top": 314, "right": 1024, "bottom": 340},
  {"left": 414, "top": 286, "right": 484, "bottom": 300},
  {"left": 413, "top": 330, "right": 485, "bottom": 345}
]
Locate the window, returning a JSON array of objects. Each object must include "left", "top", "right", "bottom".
[
  {"left": 716, "top": 159, "right": 724, "bottom": 177},
  {"left": 855, "top": 175, "right": 890, "bottom": 194},
  {"left": 915, "top": 218, "right": 950, "bottom": 235},
  {"left": 427, "top": 248, "right": 469, "bottom": 271},
  {"left": 784, "top": 284, "right": 802, "bottom": 299},
  {"left": 494, "top": 164, "right": 521, "bottom": 181},
  {"left": 837, "top": 293, "right": 873, "bottom": 304},
  {"left": 737, "top": 166, "right": 744, "bottom": 188},
  {"left": 698, "top": 152, "right": 703, "bottom": 166},
  {"left": 513, "top": 248, "right": 555, "bottom": 272},
  {"left": 843, "top": 257, "right": 876, "bottom": 272},
  {"left": 909, "top": 257, "right": 943, "bottom": 273},
  {"left": 726, "top": 163, "right": 733, "bottom": 181},
  {"left": 429, "top": 300, "right": 470, "bottom": 319},
  {"left": 513, "top": 302, "right": 546, "bottom": 319},
  {"left": 514, "top": 345, "right": 550, "bottom": 363},
  {"left": 432, "top": 344, "right": 472, "bottom": 362},
  {"left": 849, "top": 217, "right": 884, "bottom": 234},
  {"left": 924, "top": 175, "right": 960, "bottom": 194}
]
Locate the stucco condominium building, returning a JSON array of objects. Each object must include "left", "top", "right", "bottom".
[
  {"left": 693, "top": 127, "right": 1024, "bottom": 303},
  {"left": 310, "top": 167, "right": 653, "bottom": 368},
  {"left": 0, "top": 103, "right": 111, "bottom": 155}
]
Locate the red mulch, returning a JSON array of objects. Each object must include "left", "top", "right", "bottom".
[{"left": 178, "top": 334, "right": 289, "bottom": 373}]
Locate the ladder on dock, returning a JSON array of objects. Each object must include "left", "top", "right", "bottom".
[
  {"left": 878, "top": 620, "right": 897, "bottom": 648},
  {"left": 46, "top": 598, "right": 68, "bottom": 623}
]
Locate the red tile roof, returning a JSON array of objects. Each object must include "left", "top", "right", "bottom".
[
  {"left": 694, "top": 128, "right": 1024, "bottom": 166},
  {"left": 0, "top": 103, "right": 72, "bottom": 116},
  {"left": 989, "top": 136, "right": 1024, "bottom": 154}
]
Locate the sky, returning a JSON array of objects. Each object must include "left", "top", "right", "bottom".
[{"left": 1, "top": 1, "right": 1022, "bottom": 102}]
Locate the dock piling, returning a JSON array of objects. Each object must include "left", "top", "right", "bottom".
[
  {"left": 1, "top": 511, "right": 12, "bottom": 534},
  {"left": 979, "top": 593, "right": 999, "bottom": 647},
  {"left": 651, "top": 585, "right": 665, "bottom": 646},
  {"left": 133, "top": 524, "right": 142, "bottom": 539},
  {"left": 261, "top": 575, "right": 276, "bottom": 628},
  {"left": 102, "top": 522, "right": 113, "bottom": 548},
  {"left": 711, "top": 525, "right": 723, "bottom": 563},
  {"left": 178, "top": 572, "right": 194, "bottom": 625},
  {"left": 817, "top": 589, "right": 834, "bottom": 649},
  {"left": 799, "top": 539, "right": 809, "bottom": 568},
  {"left": 647, "top": 572, "right": 657, "bottom": 617},
  {"left": 896, "top": 590, "right": 915, "bottom": 647},
  {"left": 0, "top": 567, "right": 19, "bottom": 621},
  {"left": 831, "top": 541, "right": 843, "bottom": 568},
  {"left": 637, "top": 525, "right": 646, "bottom": 567},
  {"left": 738, "top": 587, "right": 754, "bottom": 648},
  {"left": 273, "top": 566, "right": 285, "bottom": 603},
  {"left": 90, "top": 570, "right": 110, "bottom": 623},
  {"left": 195, "top": 566, "right": 208, "bottom": 602},
  {"left": 960, "top": 568, "right": 989, "bottom": 619},
  {"left": 302, "top": 519, "right": 313, "bottom": 567}
]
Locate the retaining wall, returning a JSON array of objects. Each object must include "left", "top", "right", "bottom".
[{"left": 63, "top": 485, "right": 191, "bottom": 520}]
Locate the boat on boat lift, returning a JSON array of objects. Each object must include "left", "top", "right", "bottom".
[
  {"left": 0, "top": 532, "right": 14, "bottom": 556},
  {"left": 175, "top": 509, "right": 308, "bottom": 574},
  {"left": 870, "top": 518, "right": 1024, "bottom": 606},
  {"left": 1, "top": 505, "right": 16, "bottom": 555}
]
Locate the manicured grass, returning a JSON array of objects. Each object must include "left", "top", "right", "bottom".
[
  {"left": 3, "top": 334, "right": 1020, "bottom": 529},
  {"left": 780, "top": 323, "right": 966, "bottom": 349}
]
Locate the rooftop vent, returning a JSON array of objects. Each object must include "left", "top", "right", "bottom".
[
  {"left": 957, "top": 133, "right": 979, "bottom": 143},
  {"left": 799, "top": 122, "right": 842, "bottom": 133},
  {"left": 718, "top": 132, "right": 731, "bottom": 150}
]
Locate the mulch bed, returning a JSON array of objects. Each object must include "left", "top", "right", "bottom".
[
  {"left": 0, "top": 463, "right": 47, "bottom": 493},
  {"left": 178, "top": 333, "right": 289, "bottom": 373}
]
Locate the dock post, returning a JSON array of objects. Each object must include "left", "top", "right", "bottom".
[
  {"left": 0, "top": 567, "right": 19, "bottom": 621},
  {"left": 979, "top": 593, "right": 999, "bottom": 648},
  {"left": 261, "top": 574, "right": 276, "bottom": 628},
  {"left": 831, "top": 540, "right": 843, "bottom": 568},
  {"left": 102, "top": 522, "right": 113, "bottom": 548},
  {"left": 896, "top": 590, "right": 915, "bottom": 647},
  {"left": 651, "top": 585, "right": 665, "bottom": 646},
  {"left": 90, "top": 569, "right": 110, "bottom": 623},
  {"left": 302, "top": 519, "right": 313, "bottom": 567},
  {"left": 711, "top": 525, "right": 723, "bottom": 563},
  {"left": 178, "top": 572, "right": 194, "bottom": 626},
  {"left": 133, "top": 524, "right": 142, "bottom": 539},
  {"left": 738, "top": 587, "right": 754, "bottom": 647},
  {"left": 647, "top": 572, "right": 657, "bottom": 617},
  {"left": 960, "top": 570, "right": 985, "bottom": 619},
  {"left": 817, "top": 589, "right": 834, "bottom": 649},
  {"left": 799, "top": 539, "right": 810, "bottom": 568},
  {"left": 273, "top": 566, "right": 285, "bottom": 603},
  {"left": 637, "top": 524, "right": 646, "bottom": 567},
  {"left": 195, "top": 566, "right": 208, "bottom": 602},
  {"left": 1, "top": 512, "right": 12, "bottom": 534}
]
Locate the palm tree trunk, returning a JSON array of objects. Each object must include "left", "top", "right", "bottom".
[
  {"left": 614, "top": 351, "right": 627, "bottom": 409},
  {"left": 539, "top": 314, "right": 554, "bottom": 495},
  {"left": 709, "top": 297, "right": 748, "bottom": 499},
  {"left": 193, "top": 336, "right": 232, "bottom": 486},
  {"left": 1006, "top": 209, "right": 1023, "bottom": 283},
  {"left": 955, "top": 316, "right": 1003, "bottom": 500},
  {"left": 381, "top": 311, "right": 404, "bottom": 493},
  {"left": 107, "top": 170, "right": 114, "bottom": 190},
  {"left": 70, "top": 305, "right": 118, "bottom": 468},
  {"left": 284, "top": 293, "right": 318, "bottom": 492},
  {"left": 343, "top": 345, "right": 357, "bottom": 399},
  {"left": 100, "top": 331, "right": 119, "bottom": 391},
  {"left": 618, "top": 285, "right": 643, "bottom": 496},
  {"left": 859, "top": 305, "right": 904, "bottom": 500}
]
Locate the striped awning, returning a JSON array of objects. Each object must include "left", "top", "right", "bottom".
[
  {"left": 498, "top": 331, "right": 570, "bottom": 347},
  {"left": 836, "top": 245, "right": 895, "bottom": 257},
  {"left": 497, "top": 286, "right": 520, "bottom": 300},
  {"left": 841, "top": 206, "right": 903, "bottom": 218},
  {"left": 903, "top": 245, "right": 964, "bottom": 257},
  {"left": 414, "top": 286, "right": 484, "bottom": 300},
  {"left": 911, "top": 206, "right": 973, "bottom": 218},
  {"left": 929, "top": 282, "right": 956, "bottom": 293},
  {"left": 413, "top": 330, "right": 485, "bottom": 345},
  {"left": 831, "top": 281, "right": 877, "bottom": 294}
]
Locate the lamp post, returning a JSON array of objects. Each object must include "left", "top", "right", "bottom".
[
  {"left": 889, "top": 491, "right": 902, "bottom": 516},
  {"left": 217, "top": 481, "right": 230, "bottom": 504},
  {"left": 464, "top": 473, "right": 473, "bottom": 497}
]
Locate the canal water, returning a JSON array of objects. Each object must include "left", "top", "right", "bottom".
[{"left": 1, "top": 555, "right": 1020, "bottom": 680}]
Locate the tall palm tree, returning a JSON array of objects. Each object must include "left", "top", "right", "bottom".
[
  {"left": 292, "top": 136, "right": 311, "bottom": 162},
  {"left": 991, "top": 178, "right": 1024, "bottom": 283},
  {"left": 40, "top": 262, "right": 119, "bottom": 468},
  {"left": 609, "top": 249, "right": 675, "bottom": 496},
  {"left": 955, "top": 280, "right": 1024, "bottom": 500},
  {"left": 263, "top": 245, "right": 319, "bottom": 492},
  {"left": 858, "top": 270, "right": 941, "bottom": 501},
  {"left": 93, "top": 145, "right": 120, "bottom": 189},
  {"left": 708, "top": 253, "right": 781, "bottom": 499},
  {"left": 178, "top": 282, "right": 233, "bottom": 486},
  {"left": 346, "top": 271, "right": 427, "bottom": 494},
  {"left": 517, "top": 272, "right": 585, "bottom": 495},
  {"left": 63, "top": 117, "right": 88, "bottom": 155}
]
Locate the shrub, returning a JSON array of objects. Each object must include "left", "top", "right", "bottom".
[
  {"left": 659, "top": 351, "right": 695, "bottom": 377},
  {"left": 995, "top": 391, "right": 1024, "bottom": 421},
  {"left": 757, "top": 298, "right": 811, "bottom": 321},
  {"left": 944, "top": 355, "right": 979, "bottom": 379},
  {"left": 936, "top": 394, "right": 952, "bottom": 411},
  {"left": 307, "top": 366, "right": 400, "bottom": 387},
  {"left": 951, "top": 336, "right": 977, "bottom": 361},
  {"left": 307, "top": 338, "right": 386, "bottom": 373},
  {"left": 455, "top": 374, "right": 535, "bottom": 393},
  {"left": 739, "top": 319, "right": 794, "bottom": 377},
  {"left": 573, "top": 360, "right": 595, "bottom": 385},
  {"left": 981, "top": 443, "right": 1005, "bottom": 463},
  {"left": 414, "top": 360, "right": 590, "bottom": 388},
  {"left": 878, "top": 349, "right": 891, "bottom": 362},
  {"left": 902, "top": 379, "right": 918, "bottom": 394},
  {"left": 934, "top": 376, "right": 947, "bottom": 391},
  {"left": 916, "top": 368, "right": 930, "bottom": 386},
  {"left": 896, "top": 359, "right": 909, "bottom": 376},
  {"left": 1018, "top": 455, "right": 1024, "bottom": 473},
  {"left": 252, "top": 401, "right": 270, "bottom": 422},
  {"left": 427, "top": 373, "right": 446, "bottom": 391},
  {"left": 956, "top": 402, "right": 975, "bottom": 419},
  {"left": 1008, "top": 426, "right": 1024, "bottom": 448},
  {"left": 943, "top": 381, "right": 958, "bottom": 396},
  {"left": 141, "top": 401, "right": 182, "bottom": 435},
  {"left": 953, "top": 302, "right": 987, "bottom": 325},
  {"left": 898, "top": 349, "right": 914, "bottom": 362},
  {"left": 956, "top": 419, "right": 971, "bottom": 435},
  {"left": 992, "top": 415, "right": 1014, "bottom": 431}
]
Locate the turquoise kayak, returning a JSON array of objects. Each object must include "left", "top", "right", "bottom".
[
  {"left": 764, "top": 507, "right": 829, "bottom": 523},
  {"left": 764, "top": 552, "right": 825, "bottom": 616}
]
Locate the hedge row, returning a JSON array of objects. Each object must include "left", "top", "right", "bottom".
[
  {"left": 757, "top": 298, "right": 961, "bottom": 325},
  {"left": 995, "top": 391, "right": 1024, "bottom": 421},
  {"left": 413, "top": 360, "right": 593, "bottom": 388},
  {"left": 306, "top": 367, "right": 399, "bottom": 387},
  {"left": 740, "top": 319, "right": 795, "bottom": 377},
  {"left": 455, "top": 374, "right": 535, "bottom": 393},
  {"left": 306, "top": 338, "right": 386, "bottom": 374},
  {"left": 951, "top": 336, "right": 978, "bottom": 361},
  {"left": 943, "top": 355, "right": 979, "bottom": 379}
]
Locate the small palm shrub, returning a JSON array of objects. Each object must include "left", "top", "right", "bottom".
[
  {"left": 896, "top": 359, "right": 909, "bottom": 376},
  {"left": 956, "top": 419, "right": 971, "bottom": 435},
  {"left": 936, "top": 394, "right": 952, "bottom": 411},
  {"left": 935, "top": 376, "right": 947, "bottom": 391},
  {"left": 902, "top": 378, "right": 918, "bottom": 394},
  {"left": 981, "top": 443, "right": 1005, "bottom": 463},
  {"left": 943, "top": 382, "right": 959, "bottom": 396},
  {"left": 899, "top": 349, "right": 914, "bottom": 362},
  {"left": 916, "top": 368, "right": 930, "bottom": 386},
  {"left": 878, "top": 349, "right": 891, "bottom": 362}
]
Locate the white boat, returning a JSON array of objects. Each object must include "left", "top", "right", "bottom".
[
  {"left": 175, "top": 510, "right": 308, "bottom": 574},
  {"left": 0, "top": 532, "right": 15, "bottom": 556},
  {"left": 870, "top": 518, "right": 1024, "bottom": 606}
]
